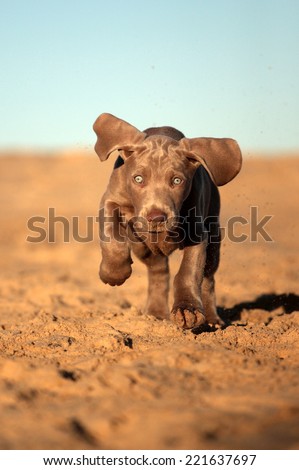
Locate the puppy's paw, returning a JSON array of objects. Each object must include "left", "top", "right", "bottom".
[
  {"left": 99, "top": 259, "right": 132, "bottom": 286},
  {"left": 171, "top": 305, "right": 206, "bottom": 329}
]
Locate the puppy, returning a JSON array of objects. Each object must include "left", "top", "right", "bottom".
[{"left": 93, "top": 113, "right": 242, "bottom": 329}]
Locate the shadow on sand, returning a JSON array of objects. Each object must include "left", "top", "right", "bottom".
[{"left": 192, "top": 293, "right": 299, "bottom": 335}]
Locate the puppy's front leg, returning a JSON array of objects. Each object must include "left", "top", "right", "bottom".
[
  {"left": 171, "top": 241, "right": 207, "bottom": 329},
  {"left": 99, "top": 201, "right": 132, "bottom": 286}
]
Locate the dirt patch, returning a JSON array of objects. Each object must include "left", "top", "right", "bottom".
[{"left": 0, "top": 153, "right": 298, "bottom": 449}]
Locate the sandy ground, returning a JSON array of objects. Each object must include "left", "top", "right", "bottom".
[{"left": 0, "top": 151, "right": 298, "bottom": 450}]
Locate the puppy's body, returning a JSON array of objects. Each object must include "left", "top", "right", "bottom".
[{"left": 94, "top": 114, "right": 242, "bottom": 329}]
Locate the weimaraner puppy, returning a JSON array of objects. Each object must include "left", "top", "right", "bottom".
[{"left": 93, "top": 113, "right": 242, "bottom": 329}]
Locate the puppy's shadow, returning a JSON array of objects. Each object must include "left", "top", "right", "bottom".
[{"left": 192, "top": 293, "right": 299, "bottom": 334}]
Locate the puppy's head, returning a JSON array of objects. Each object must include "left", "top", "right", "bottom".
[{"left": 93, "top": 113, "right": 242, "bottom": 232}]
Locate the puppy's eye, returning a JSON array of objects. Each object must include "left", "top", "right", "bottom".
[
  {"left": 134, "top": 175, "right": 144, "bottom": 184},
  {"left": 172, "top": 177, "right": 182, "bottom": 185}
]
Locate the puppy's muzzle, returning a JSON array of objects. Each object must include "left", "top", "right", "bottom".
[
  {"left": 146, "top": 210, "right": 167, "bottom": 232},
  {"left": 133, "top": 209, "right": 178, "bottom": 233}
]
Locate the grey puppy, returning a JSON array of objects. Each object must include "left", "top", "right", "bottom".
[{"left": 93, "top": 113, "right": 242, "bottom": 329}]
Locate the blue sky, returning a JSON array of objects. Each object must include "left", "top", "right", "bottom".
[{"left": 0, "top": 0, "right": 298, "bottom": 151}]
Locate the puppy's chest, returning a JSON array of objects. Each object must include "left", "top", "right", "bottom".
[{"left": 141, "top": 233, "right": 181, "bottom": 256}]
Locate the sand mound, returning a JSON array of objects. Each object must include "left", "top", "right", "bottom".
[{"left": 0, "top": 153, "right": 298, "bottom": 449}]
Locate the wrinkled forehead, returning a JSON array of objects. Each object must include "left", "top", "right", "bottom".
[{"left": 133, "top": 136, "right": 184, "bottom": 169}]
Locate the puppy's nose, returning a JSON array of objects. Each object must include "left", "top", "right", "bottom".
[{"left": 146, "top": 210, "right": 167, "bottom": 223}]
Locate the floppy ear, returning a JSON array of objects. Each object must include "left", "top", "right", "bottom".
[
  {"left": 179, "top": 137, "right": 242, "bottom": 186},
  {"left": 93, "top": 113, "right": 146, "bottom": 161}
]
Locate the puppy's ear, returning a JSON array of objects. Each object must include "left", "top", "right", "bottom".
[
  {"left": 180, "top": 137, "right": 242, "bottom": 186},
  {"left": 93, "top": 113, "right": 146, "bottom": 161}
]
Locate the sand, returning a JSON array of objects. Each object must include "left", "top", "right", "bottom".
[{"left": 0, "top": 152, "right": 298, "bottom": 450}]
